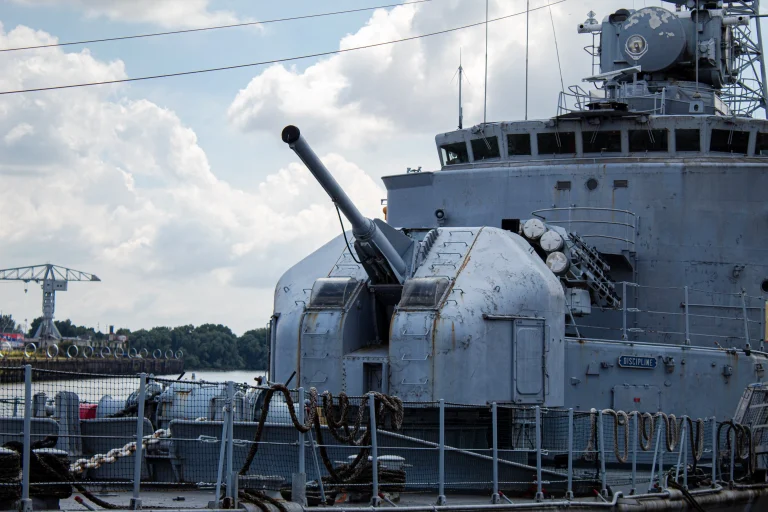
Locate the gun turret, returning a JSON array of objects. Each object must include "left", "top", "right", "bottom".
[{"left": 281, "top": 125, "right": 411, "bottom": 284}]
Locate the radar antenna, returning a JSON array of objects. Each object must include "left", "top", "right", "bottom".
[
  {"left": 720, "top": 0, "right": 768, "bottom": 116},
  {"left": 0, "top": 264, "right": 101, "bottom": 339},
  {"left": 453, "top": 49, "right": 466, "bottom": 129}
]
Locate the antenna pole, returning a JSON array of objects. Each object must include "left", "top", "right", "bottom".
[
  {"left": 484, "top": 0, "right": 488, "bottom": 125},
  {"left": 525, "top": 0, "right": 530, "bottom": 120},
  {"left": 459, "top": 50, "right": 464, "bottom": 129}
]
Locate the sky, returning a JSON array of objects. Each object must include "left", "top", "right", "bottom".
[{"left": 0, "top": 0, "right": 760, "bottom": 335}]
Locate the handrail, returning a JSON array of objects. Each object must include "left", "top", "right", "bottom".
[{"left": 532, "top": 207, "right": 637, "bottom": 249}]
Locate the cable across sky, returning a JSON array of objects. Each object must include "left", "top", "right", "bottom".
[
  {"left": 0, "top": 0, "right": 435, "bottom": 53},
  {"left": 0, "top": 0, "right": 567, "bottom": 95}
]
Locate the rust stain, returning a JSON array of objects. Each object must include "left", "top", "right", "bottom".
[{"left": 451, "top": 321, "right": 456, "bottom": 350}]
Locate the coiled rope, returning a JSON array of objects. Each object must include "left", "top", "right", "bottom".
[{"left": 587, "top": 410, "right": 706, "bottom": 464}]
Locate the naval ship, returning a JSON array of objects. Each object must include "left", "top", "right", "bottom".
[
  {"left": 5, "top": 2, "right": 768, "bottom": 511},
  {"left": 272, "top": 1, "right": 768, "bottom": 427}
]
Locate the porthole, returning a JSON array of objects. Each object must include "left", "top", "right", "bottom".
[
  {"left": 586, "top": 178, "right": 599, "bottom": 191},
  {"left": 762, "top": 279, "right": 768, "bottom": 294}
]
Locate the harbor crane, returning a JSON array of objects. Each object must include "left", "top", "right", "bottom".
[{"left": 0, "top": 264, "right": 100, "bottom": 339}]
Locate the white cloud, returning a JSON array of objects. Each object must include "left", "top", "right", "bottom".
[
  {"left": 228, "top": 0, "right": 616, "bottom": 146},
  {"left": 4, "top": 123, "right": 34, "bottom": 144},
  {"left": 8, "top": 0, "right": 242, "bottom": 29},
  {"left": 0, "top": 22, "right": 383, "bottom": 333}
]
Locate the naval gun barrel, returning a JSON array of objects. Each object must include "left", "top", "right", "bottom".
[{"left": 281, "top": 125, "right": 408, "bottom": 282}]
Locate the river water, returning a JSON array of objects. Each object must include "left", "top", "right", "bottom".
[{"left": 0, "top": 369, "right": 268, "bottom": 416}]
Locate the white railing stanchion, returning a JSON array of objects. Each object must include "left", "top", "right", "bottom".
[
  {"left": 437, "top": 399, "right": 446, "bottom": 505},
  {"left": 491, "top": 402, "right": 500, "bottom": 504},
  {"left": 631, "top": 411, "right": 638, "bottom": 495},
  {"left": 369, "top": 393, "right": 381, "bottom": 507},
  {"left": 535, "top": 406, "right": 543, "bottom": 502},
  {"left": 130, "top": 373, "right": 147, "bottom": 510},
  {"left": 21, "top": 365, "right": 32, "bottom": 512},
  {"left": 226, "top": 381, "right": 237, "bottom": 508},
  {"left": 566, "top": 408, "right": 574, "bottom": 500},
  {"left": 598, "top": 410, "right": 607, "bottom": 497}
]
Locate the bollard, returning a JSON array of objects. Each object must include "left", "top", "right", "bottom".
[
  {"left": 566, "top": 408, "right": 574, "bottom": 500},
  {"left": 437, "top": 399, "right": 446, "bottom": 505},
  {"left": 368, "top": 393, "right": 381, "bottom": 507},
  {"left": 130, "top": 373, "right": 147, "bottom": 510},
  {"left": 21, "top": 365, "right": 32, "bottom": 512},
  {"left": 535, "top": 406, "right": 543, "bottom": 502},
  {"left": 491, "top": 402, "right": 499, "bottom": 504}
]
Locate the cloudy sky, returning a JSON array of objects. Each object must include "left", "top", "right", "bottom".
[{"left": 0, "top": 0, "right": 737, "bottom": 334}]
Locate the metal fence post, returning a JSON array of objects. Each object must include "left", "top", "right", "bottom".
[
  {"left": 130, "top": 373, "right": 146, "bottom": 510},
  {"left": 598, "top": 410, "right": 607, "bottom": 497},
  {"left": 622, "top": 282, "right": 628, "bottom": 340},
  {"left": 291, "top": 386, "right": 306, "bottom": 506},
  {"left": 21, "top": 365, "right": 32, "bottom": 512},
  {"left": 631, "top": 412, "right": 638, "bottom": 495},
  {"left": 368, "top": 393, "right": 381, "bottom": 507},
  {"left": 226, "top": 381, "right": 236, "bottom": 507},
  {"left": 675, "top": 422, "right": 686, "bottom": 483},
  {"left": 684, "top": 286, "right": 691, "bottom": 345},
  {"left": 213, "top": 398, "right": 229, "bottom": 506},
  {"left": 683, "top": 422, "right": 688, "bottom": 490},
  {"left": 491, "top": 402, "right": 499, "bottom": 504},
  {"left": 566, "top": 408, "right": 574, "bottom": 500},
  {"left": 437, "top": 399, "right": 446, "bottom": 505},
  {"left": 535, "top": 406, "right": 543, "bottom": 502},
  {"left": 648, "top": 418, "right": 663, "bottom": 492},
  {"left": 297, "top": 387, "right": 306, "bottom": 476},
  {"left": 711, "top": 416, "right": 717, "bottom": 488},
  {"left": 730, "top": 427, "right": 735, "bottom": 485}
]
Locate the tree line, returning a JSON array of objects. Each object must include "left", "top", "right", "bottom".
[{"left": 0, "top": 314, "right": 268, "bottom": 370}]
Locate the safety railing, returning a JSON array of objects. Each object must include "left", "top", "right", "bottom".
[
  {"left": 556, "top": 83, "right": 668, "bottom": 116},
  {"left": 0, "top": 367, "right": 763, "bottom": 510},
  {"left": 532, "top": 207, "right": 637, "bottom": 252},
  {"left": 569, "top": 281, "right": 767, "bottom": 351}
]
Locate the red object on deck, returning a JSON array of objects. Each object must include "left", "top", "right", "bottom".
[{"left": 79, "top": 403, "right": 97, "bottom": 420}]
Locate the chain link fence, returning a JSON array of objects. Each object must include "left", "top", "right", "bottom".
[{"left": 0, "top": 366, "right": 759, "bottom": 510}]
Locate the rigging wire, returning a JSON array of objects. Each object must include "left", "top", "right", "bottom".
[
  {"left": 335, "top": 204, "right": 362, "bottom": 265},
  {"left": 0, "top": 0, "right": 435, "bottom": 53},
  {"left": 0, "top": 0, "right": 567, "bottom": 96},
  {"left": 548, "top": 4, "right": 565, "bottom": 95}
]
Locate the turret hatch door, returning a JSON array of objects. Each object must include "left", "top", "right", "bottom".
[{"left": 513, "top": 319, "right": 545, "bottom": 404}]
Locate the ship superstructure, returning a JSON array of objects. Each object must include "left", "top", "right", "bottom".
[{"left": 271, "top": 1, "right": 768, "bottom": 423}]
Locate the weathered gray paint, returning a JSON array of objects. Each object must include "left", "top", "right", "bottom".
[{"left": 271, "top": 2, "right": 768, "bottom": 422}]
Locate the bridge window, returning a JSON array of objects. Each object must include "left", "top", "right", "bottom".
[
  {"left": 583, "top": 130, "right": 622, "bottom": 153},
  {"left": 471, "top": 136, "right": 500, "bottom": 160},
  {"left": 756, "top": 133, "right": 768, "bottom": 155},
  {"left": 537, "top": 132, "right": 576, "bottom": 154},
  {"left": 629, "top": 129, "right": 668, "bottom": 152},
  {"left": 507, "top": 134, "right": 531, "bottom": 156},
  {"left": 710, "top": 129, "right": 749, "bottom": 154},
  {"left": 675, "top": 129, "right": 700, "bottom": 152},
  {"left": 440, "top": 142, "right": 469, "bottom": 165}
]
